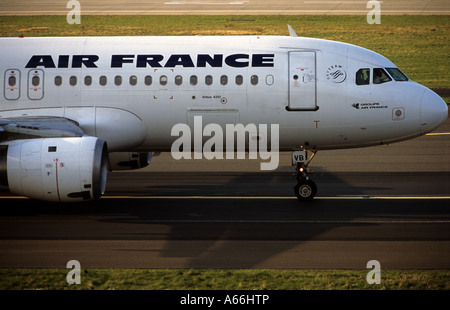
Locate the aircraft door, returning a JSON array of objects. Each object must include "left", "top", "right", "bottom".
[
  {"left": 287, "top": 51, "right": 318, "bottom": 111},
  {"left": 28, "top": 69, "right": 44, "bottom": 100}
]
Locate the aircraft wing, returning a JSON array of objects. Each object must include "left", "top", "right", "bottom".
[{"left": 0, "top": 117, "right": 85, "bottom": 141}]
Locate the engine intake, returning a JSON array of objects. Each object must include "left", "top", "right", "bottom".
[{"left": 0, "top": 137, "right": 108, "bottom": 202}]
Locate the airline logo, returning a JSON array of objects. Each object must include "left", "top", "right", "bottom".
[{"left": 25, "top": 54, "right": 275, "bottom": 69}]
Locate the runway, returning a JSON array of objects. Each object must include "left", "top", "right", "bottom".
[
  {"left": 0, "top": 117, "right": 449, "bottom": 269},
  {"left": 0, "top": 176, "right": 449, "bottom": 269},
  {"left": 0, "top": 0, "right": 449, "bottom": 15}
]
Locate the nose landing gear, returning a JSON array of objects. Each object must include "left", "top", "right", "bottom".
[{"left": 292, "top": 150, "right": 318, "bottom": 201}]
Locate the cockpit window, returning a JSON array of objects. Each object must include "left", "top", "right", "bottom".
[
  {"left": 385, "top": 68, "right": 409, "bottom": 81},
  {"left": 356, "top": 68, "right": 370, "bottom": 85},
  {"left": 373, "top": 68, "right": 392, "bottom": 84}
]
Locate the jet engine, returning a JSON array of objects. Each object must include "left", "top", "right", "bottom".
[
  {"left": 108, "top": 152, "right": 151, "bottom": 170},
  {"left": 0, "top": 137, "right": 108, "bottom": 202}
]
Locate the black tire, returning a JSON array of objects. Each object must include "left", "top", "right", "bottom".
[{"left": 294, "top": 180, "right": 317, "bottom": 201}]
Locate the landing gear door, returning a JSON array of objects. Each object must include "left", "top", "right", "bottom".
[{"left": 287, "top": 51, "right": 317, "bottom": 111}]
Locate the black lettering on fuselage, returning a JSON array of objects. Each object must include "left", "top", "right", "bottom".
[
  {"left": 25, "top": 55, "right": 56, "bottom": 68},
  {"left": 252, "top": 54, "right": 275, "bottom": 67},
  {"left": 197, "top": 54, "right": 223, "bottom": 67},
  {"left": 57, "top": 55, "right": 70, "bottom": 68},
  {"left": 25, "top": 55, "right": 99, "bottom": 68},
  {"left": 116, "top": 53, "right": 274, "bottom": 68},
  {"left": 111, "top": 55, "right": 134, "bottom": 68},
  {"left": 137, "top": 55, "right": 164, "bottom": 68},
  {"left": 25, "top": 53, "right": 274, "bottom": 68},
  {"left": 225, "top": 54, "right": 249, "bottom": 68},
  {"left": 72, "top": 55, "right": 99, "bottom": 68},
  {"left": 164, "top": 54, "right": 195, "bottom": 68}
]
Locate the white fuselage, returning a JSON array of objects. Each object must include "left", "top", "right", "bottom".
[{"left": 1, "top": 35, "right": 447, "bottom": 152}]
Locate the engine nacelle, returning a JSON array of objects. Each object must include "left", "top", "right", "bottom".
[
  {"left": 108, "top": 152, "right": 151, "bottom": 170},
  {"left": 0, "top": 137, "right": 108, "bottom": 202}
]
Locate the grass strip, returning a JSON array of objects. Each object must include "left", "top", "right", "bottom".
[{"left": 0, "top": 269, "right": 449, "bottom": 290}]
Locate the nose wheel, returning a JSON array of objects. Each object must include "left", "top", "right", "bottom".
[
  {"left": 292, "top": 150, "right": 318, "bottom": 201},
  {"left": 294, "top": 178, "right": 317, "bottom": 201}
]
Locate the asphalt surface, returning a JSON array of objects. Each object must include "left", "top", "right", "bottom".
[
  {"left": 0, "top": 116, "right": 448, "bottom": 269},
  {"left": 0, "top": 174, "right": 449, "bottom": 269},
  {"left": 0, "top": 0, "right": 449, "bottom": 15}
]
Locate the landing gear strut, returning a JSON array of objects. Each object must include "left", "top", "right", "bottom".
[{"left": 292, "top": 150, "right": 317, "bottom": 201}]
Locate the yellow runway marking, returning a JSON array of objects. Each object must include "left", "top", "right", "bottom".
[
  {"left": 426, "top": 132, "right": 450, "bottom": 136},
  {"left": 0, "top": 196, "right": 30, "bottom": 199}
]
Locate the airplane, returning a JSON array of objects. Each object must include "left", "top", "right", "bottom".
[{"left": 0, "top": 26, "right": 447, "bottom": 202}]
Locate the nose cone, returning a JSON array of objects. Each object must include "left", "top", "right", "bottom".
[{"left": 420, "top": 89, "right": 448, "bottom": 134}]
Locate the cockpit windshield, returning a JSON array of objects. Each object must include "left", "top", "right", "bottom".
[
  {"left": 355, "top": 67, "right": 410, "bottom": 86},
  {"left": 373, "top": 68, "right": 392, "bottom": 84},
  {"left": 385, "top": 68, "right": 409, "bottom": 81}
]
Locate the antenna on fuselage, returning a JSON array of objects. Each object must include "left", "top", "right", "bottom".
[{"left": 287, "top": 25, "right": 298, "bottom": 37}]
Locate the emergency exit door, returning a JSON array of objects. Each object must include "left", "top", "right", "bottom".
[
  {"left": 4, "top": 69, "right": 21, "bottom": 100},
  {"left": 287, "top": 51, "right": 318, "bottom": 111},
  {"left": 28, "top": 69, "right": 44, "bottom": 100}
]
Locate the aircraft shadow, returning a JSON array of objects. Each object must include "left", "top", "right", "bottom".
[{"left": 1, "top": 170, "right": 447, "bottom": 269}]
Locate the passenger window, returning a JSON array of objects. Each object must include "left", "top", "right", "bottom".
[
  {"left": 32, "top": 75, "right": 40, "bottom": 87},
  {"left": 220, "top": 75, "right": 228, "bottom": 85},
  {"left": 190, "top": 75, "right": 198, "bottom": 86},
  {"left": 69, "top": 76, "right": 77, "bottom": 86},
  {"left": 205, "top": 75, "right": 213, "bottom": 85},
  {"left": 145, "top": 75, "right": 152, "bottom": 86},
  {"left": 115, "top": 75, "right": 122, "bottom": 86},
  {"left": 251, "top": 75, "right": 258, "bottom": 85},
  {"left": 356, "top": 68, "right": 370, "bottom": 85},
  {"left": 100, "top": 76, "right": 107, "bottom": 86},
  {"left": 175, "top": 75, "right": 182, "bottom": 86},
  {"left": 130, "top": 75, "right": 137, "bottom": 86},
  {"left": 160, "top": 75, "right": 168, "bottom": 86},
  {"left": 373, "top": 68, "right": 392, "bottom": 84},
  {"left": 235, "top": 75, "right": 243, "bottom": 85},
  {"left": 8, "top": 76, "right": 16, "bottom": 87},
  {"left": 84, "top": 76, "right": 92, "bottom": 86},
  {"left": 54, "top": 76, "right": 62, "bottom": 86}
]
